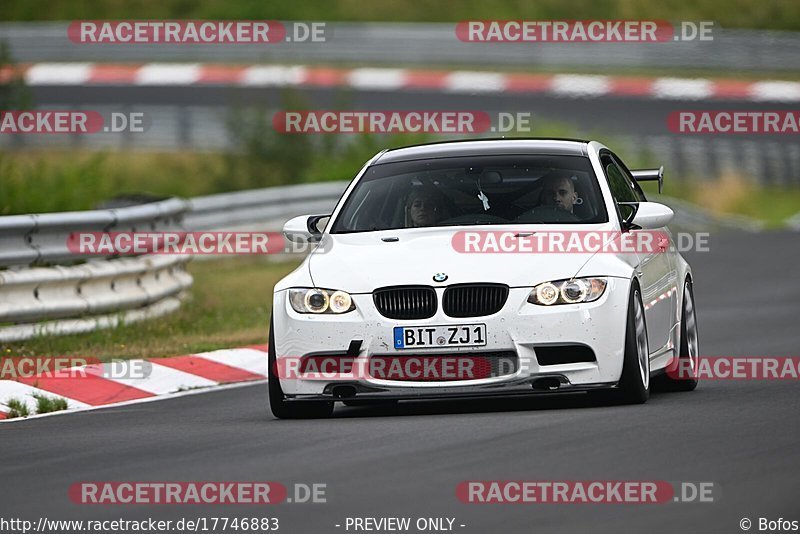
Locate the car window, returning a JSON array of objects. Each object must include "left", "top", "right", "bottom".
[
  {"left": 601, "top": 153, "right": 639, "bottom": 223},
  {"left": 610, "top": 152, "right": 648, "bottom": 202},
  {"left": 329, "top": 155, "right": 609, "bottom": 233}
]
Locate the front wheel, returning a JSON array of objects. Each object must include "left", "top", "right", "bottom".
[
  {"left": 657, "top": 279, "right": 700, "bottom": 392},
  {"left": 268, "top": 316, "right": 334, "bottom": 419},
  {"left": 593, "top": 282, "right": 650, "bottom": 405}
]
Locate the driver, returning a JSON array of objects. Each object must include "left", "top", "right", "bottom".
[
  {"left": 406, "top": 186, "right": 442, "bottom": 227},
  {"left": 540, "top": 173, "right": 578, "bottom": 214}
]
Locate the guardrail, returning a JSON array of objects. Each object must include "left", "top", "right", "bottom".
[
  {"left": 185, "top": 182, "right": 347, "bottom": 230},
  {"left": 0, "top": 255, "right": 192, "bottom": 341},
  {"left": 0, "top": 197, "right": 188, "bottom": 267},
  {"left": 0, "top": 182, "right": 348, "bottom": 342}
]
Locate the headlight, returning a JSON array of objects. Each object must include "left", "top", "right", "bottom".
[
  {"left": 289, "top": 288, "right": 356, "bottom": 314},
  {"left": 528, "top": 278, "right": 607, "bottom": 305}
]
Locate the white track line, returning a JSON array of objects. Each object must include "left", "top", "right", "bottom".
[
  {"left": 750, "top": 81, "right": 800, "bottom": 102},
  {"left": 445, "top": 71, "right": 506, "bottom": 93},
  {"left": 241, "top": 65, "right": 307, "bottom": 86},
  {"left": 135, "top": 63, "right": 201, "bottom": 85},
  {"left": 16, "top": 63, "right": 800, "bottom": 103},
  {"left": 347, "top": 68, "right": 407, "bottom": 90},
  {"left": 651, "top": 78, "right": 713, "bottom": 100},
  {"left": 194, "top": 348, "right": 268, "bottom": 377},
  {"left": 25, "top": 62, "right": 93, "bottom": 85},
  {"left": 89, "top": 361, "right": 218, "bottom": 395},
  {"left": 0, "top": 380, "right": 91, "bottom": 413},
  {"left": 551, "top": 74, "right": 611, "bottom": 97},
  {"left": 0, "top": 379, "right": 267, "bottom": 424}
]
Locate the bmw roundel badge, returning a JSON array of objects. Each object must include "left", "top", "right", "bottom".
[{"left": 433, "top": 273, "right": 448, "bottom": 282}]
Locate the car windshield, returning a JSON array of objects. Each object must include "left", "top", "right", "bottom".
[{"left": 330, "top": 154, "right": 608, "bottom": 233}]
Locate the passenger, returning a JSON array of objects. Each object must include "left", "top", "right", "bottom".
[{"left": 406, "top": 186, "right": 442, "bottom": 227}]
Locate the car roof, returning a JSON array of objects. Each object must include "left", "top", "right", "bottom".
[{"left": 373, "top": 138, "right": 590, "bottom": 164}]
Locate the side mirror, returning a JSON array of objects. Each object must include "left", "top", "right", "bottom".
[
  {"left": 283, "top": 214, "right": 330, "bottom": 243},
  {"left": 627, "top": 202, "right": 674, "bottom": 229}
]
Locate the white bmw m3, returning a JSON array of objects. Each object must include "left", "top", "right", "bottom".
[{"left": 269, "top": 139, "right": 699, "bottom": 418}]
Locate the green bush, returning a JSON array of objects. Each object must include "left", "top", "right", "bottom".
[
  {"left": 32, "top": 394, "right": 69, "bottom": 414},
  {"left": 5, "top": 398, "right": 30, "bottom": 419}
]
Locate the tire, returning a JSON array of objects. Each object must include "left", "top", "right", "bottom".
[
  {"left": 658, "top": 279, "right": 700, "bottom": 392},
  {"left": 268, "top": 316, "right": 334, "bottom": 419},
  {"left": 600, "top": 281, "right": 650, "bottom": 405}
]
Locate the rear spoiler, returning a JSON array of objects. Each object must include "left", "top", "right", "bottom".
[{"left": 631, "top": 166, "right": 664, "bottom": 194}]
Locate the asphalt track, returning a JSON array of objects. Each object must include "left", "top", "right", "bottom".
[{"left": 1, "top": 230, "right": 799, "bottom": 533}]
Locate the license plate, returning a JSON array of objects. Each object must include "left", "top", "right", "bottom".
[{"left": 393, "top": 324, "right": 487, "bottom": 349}]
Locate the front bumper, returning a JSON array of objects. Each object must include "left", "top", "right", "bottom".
[{"left": 272, "top": 277, "right": 631, "bottom": 398}]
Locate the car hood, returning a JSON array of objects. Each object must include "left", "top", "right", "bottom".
[{"left": 307, "top": 225, "right": 632, "bottom": 293}]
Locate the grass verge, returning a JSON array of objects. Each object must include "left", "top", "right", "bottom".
[
  {"left": 5, "top": 398, "right": 30, "bottom": 418},
  {"left": 0, "top": 133, "right": 432, "bottom": 215},
  {"left": 32, "top": 394, "right": 69, "bottom": 414},
  {"left": 0, "top": 257, "right": 301, "bottom": 361}
]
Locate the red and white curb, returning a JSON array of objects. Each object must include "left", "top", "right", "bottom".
[
  {"left": 3, "top": 62, "right": 800, "bottom": 102},
  {"left": 0, "top": 345, "right": 268, "bottom": 421}
]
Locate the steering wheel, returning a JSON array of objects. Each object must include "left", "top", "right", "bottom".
[
  {"left": 515, "top": 205, "right": 581, "bottom": 223},
  {"left": 439, "top": 214, "right": 510, "bottom": 225}
]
